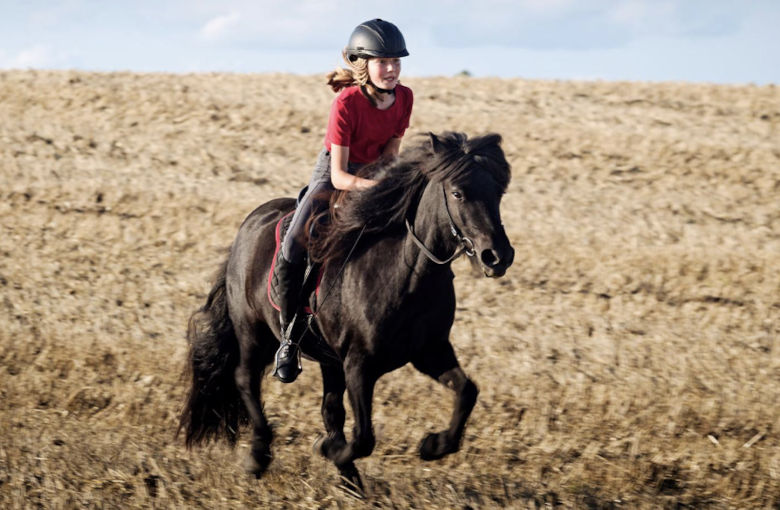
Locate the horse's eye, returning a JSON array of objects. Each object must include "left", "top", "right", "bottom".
[{"left": 451, "top": 190, "right": 464, "bottom": 201}]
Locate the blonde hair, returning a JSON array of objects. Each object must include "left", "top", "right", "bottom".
[{"left": 326, "top": 51, "right": 383, "bottom": 106}]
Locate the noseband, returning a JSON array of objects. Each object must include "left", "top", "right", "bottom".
[{"left": 405, "top": 185, "right": 477, "bottom": 265}]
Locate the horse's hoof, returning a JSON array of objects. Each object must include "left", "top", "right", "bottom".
[
  {"left": 419, "top": 431, "right": 457, "bottom": 461},
  {"left": 313, "top": 434, "right": 346, "bottom": 460},
  {"left": 337, "top": 463, "right": 365, "bottom": 499},
  {"left": 243, "top": 447, "right": 272, "bottom": 478}
]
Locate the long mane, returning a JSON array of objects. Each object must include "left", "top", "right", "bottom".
[{"left": 308, "top": 131, "right": 510, "bottom": 266}]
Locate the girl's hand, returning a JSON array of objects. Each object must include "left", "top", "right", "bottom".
[{"left": 330, "top": 144, "right": 377, "bottom": 190}]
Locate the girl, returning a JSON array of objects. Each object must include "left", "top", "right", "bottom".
[{"left": 273, "top": 19, "right": 414, "bottom": 383}]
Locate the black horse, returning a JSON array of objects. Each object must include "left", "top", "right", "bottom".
[{"left": 180, "top": 131, "right": 514, "bottom": 492}]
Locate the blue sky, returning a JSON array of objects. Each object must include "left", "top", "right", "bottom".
[{"left": 1, "top": 0, "right": 778, "bottom": 84}]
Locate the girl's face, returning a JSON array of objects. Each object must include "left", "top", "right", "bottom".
[{"left": 367, "top": 57, "right": 402, "bottom": 90}]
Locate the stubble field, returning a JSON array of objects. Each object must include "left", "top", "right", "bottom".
[{"left": 1, "top": 70, "right": 779, "bottom": 508}]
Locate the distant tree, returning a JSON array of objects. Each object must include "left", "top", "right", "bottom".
[{"left": 457, "top": 70, "right": 472, "bottom": 77}]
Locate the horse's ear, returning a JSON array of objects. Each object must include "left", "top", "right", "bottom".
[{"left": 428, "top": 132, "right": 445, "bottom": 154}]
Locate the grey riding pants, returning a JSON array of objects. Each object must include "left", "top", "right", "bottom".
[{"left": 281, "top": 148, "right": 362, "bottom": 262}]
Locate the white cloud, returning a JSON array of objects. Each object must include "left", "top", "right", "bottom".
[
  {"left": 609, "top": 0, "right": 740, "bottom": 38},
  {"left": 3, "top": 45, "right": 54, "bottom": 68},
  {"left": 194, "top": 2, "right": 350, "bottom": 48},
  {"left": 610, "top": 0, "right": 658, "bottom": 25},
  {"left": 610, "top": 1, "right": 681, "bottom": 35},
  {"left": 200, "top": 11, "right": 241, "bottom": 41}
]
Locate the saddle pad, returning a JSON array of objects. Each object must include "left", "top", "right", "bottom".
[{"left": 267, "top": 211, "right": 321, "bottom": 314}]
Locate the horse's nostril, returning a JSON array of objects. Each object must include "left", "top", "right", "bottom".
[{"left": 480, "top": 249, "right": 499, "bottom": 267}]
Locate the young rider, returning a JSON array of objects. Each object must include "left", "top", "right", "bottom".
[{"left": 273, "top": 19, "right": 414, "bottom": 383}]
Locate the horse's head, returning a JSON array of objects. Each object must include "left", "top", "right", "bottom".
[{"left": 427, "top": 132, "right": 514, "bottom": 277}]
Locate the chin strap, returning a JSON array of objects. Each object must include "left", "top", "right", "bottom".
[
  {"left": 365, "top": 81, "right": 396, "bottom": 94},
  {"left": 373, "top": 85, "right": 396, "bottom": 94},
  {"left": 405, "top": 185, "right": 476, "bottom": 265}
]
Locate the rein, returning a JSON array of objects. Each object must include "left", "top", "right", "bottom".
[
  {"left": 316, "top": 180, "right": 477, "bottom": 313},
  {"left": 311, "top": 223, "right": 367, "bottom": 313},
  {"left": 405, "top": 185, "right": 476, "bottom": 265},
  {"left": 294, "top": 224, "right": 368, "bottom": 364},
  {"left": 305, "top": 184, "right": 474, "bottom": 356}
]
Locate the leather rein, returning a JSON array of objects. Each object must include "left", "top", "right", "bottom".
[{"left": 405, "top": 185, "right": 476, "bottom": 265}]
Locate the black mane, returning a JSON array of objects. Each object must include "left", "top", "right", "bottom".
[{"left": 308, "top": 131, "right": 510, "bottom": 265}]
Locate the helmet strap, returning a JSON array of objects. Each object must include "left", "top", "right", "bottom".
[
  {"left": 368, "top": 80, "right": 396, "bottom": 95},
  {"left": 360, "top": 83, "right": 395, "bottom": 109}
]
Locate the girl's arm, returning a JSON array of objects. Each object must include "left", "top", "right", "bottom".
[
  {"left": 382, "top": 136, "right": 402, "bottom": 158},
  {"left": 330, "top": 144, "right": 377, "bottom": 191}
]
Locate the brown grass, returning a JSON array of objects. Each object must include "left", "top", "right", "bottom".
[{"left": 1, "top": 70, "right": 779, "bottom": 508}]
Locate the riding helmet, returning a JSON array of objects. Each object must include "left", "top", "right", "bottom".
[{"left": 345, "top": 19, "right": 409, "bottom": 62}]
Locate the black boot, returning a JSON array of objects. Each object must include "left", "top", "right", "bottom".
[{"left": 272, "top": 255, "right": 306, "bottom": 383}]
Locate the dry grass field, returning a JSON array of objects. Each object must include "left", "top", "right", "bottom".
[{"left": 1, "top": 70, "right": 779, "bottom": 508}]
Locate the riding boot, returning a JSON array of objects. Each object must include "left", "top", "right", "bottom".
[{"left": 272, "top": 255, "right": 307, "bottom": 383}]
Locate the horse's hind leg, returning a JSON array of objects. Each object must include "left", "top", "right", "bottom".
[
  {"left": 412, "top": 341, "right": 478, "bottom": 461},
  {"left": 315, "top": 363, "right": 364, "bottom": 492},
  {"left": 234, "top": 321, "right": 277, "bottom": 477}
]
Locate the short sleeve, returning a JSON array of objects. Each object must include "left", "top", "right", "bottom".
[{"left": 394, "top": 87, "right": 414, "bottom": 138}]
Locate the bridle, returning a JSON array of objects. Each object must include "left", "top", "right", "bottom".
[{"left": 405, "top": 185, "right": 476, "bottom": 265}]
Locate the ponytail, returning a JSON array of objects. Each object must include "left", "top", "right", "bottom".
[{"left": 325, "top": 51, "right": 383, "bottom": 107}]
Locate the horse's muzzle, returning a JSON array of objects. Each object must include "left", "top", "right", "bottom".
[{"left": 479, "top": 244, "right": 514, "bottom": 278}]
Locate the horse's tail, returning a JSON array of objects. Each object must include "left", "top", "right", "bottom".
[{"left": 179, "top": 259, "right": 247, "bottom": 448}]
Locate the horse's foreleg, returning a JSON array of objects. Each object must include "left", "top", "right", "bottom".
[
  {"left": 412, "top": 343, "right": 478, "bottom": 461},
  {"left": 316, "top": 363, "right": 365, "bottom": 492},
  {"left": 319, "top": 360, "right": 376, "bottom": 493},
  {"left": 316, "top": 363, "right": 347, "bottom": 455},
  {"left": 343, "top": 365, "right": 377, "bottom": 462},
  {"left": 235, "top": 325, "right": 275, "bottom": 477}
]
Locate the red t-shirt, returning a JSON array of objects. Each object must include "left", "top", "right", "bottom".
[{"left": 325, "top": 84, "right": 413, "bottom": 164}]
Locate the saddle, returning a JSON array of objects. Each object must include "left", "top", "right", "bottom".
[{"left": 267, "top": 208, "right": 340, "bottom": 366}]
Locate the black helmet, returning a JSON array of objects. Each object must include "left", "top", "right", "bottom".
[{"left": 345, "top": 19, "right": 409, "bottom": 62}]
